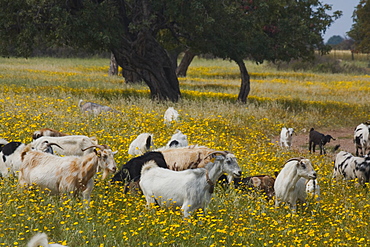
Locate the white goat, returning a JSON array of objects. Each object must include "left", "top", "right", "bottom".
[
  {"left": 140, "top": 151, "right": 241, "bottom": 217},
  {"left": 27, "top": 232, "right": 68, "bottom": 247},
  {"left": 32, "top": 128, "right": 68, "bottom": 140},
  {"left": 31, "top": 135, "right": 98, "bottom": 156},
  {"left": 274, "top": 157, "right": 317, "bottom": 209},
  {"left": 128, "top": 133, "right": 153, "bottom": 156},
  {"left": 333, "top": 151, "right": 370, "bottom": 185},
  {"left": 305, "top": 178, "right": 321, "bottom": 200},
  {"left": 78, "top": 99, "right": 118, "bottom": 115},
  {"left": 166, "top": 130, "right": 188, "bottom": 148},
  {"left": 18, "top": 144, "right": 117, "bottom": 203},
  {"left": 280, "top": 127, "right": 294, "bottom": 148},
  {"left": 164, "top": 107, "right": 179, "bottom": 124},
  {"left": 354, "top": 123, "right": 370, "bottom": 156}
]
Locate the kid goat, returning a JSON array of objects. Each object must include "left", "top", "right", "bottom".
[
  {"left": 280, "top": 127, "right": 294, "bottom": 148},
  {"left": 274, "top": 157, "right": 317, "bottom": 210},
  {"left": 140, "top": 151, "right": 242, "bottom": 217},
  {"left": 309, "top": 128, "right": 335, "bottom": 155},
  {"left": 18, "top": 144, "right": 117, "bottom": 203}
]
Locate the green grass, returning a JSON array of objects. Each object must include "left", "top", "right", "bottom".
[{"left": 0, "top": 57, "right": 370, "bottom": 246}]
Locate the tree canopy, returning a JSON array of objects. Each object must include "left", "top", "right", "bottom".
[
  {"left": 0, "top": 0, "right": 341, "bottom": 102},
  {"left": 348, "top": 0, "right": 370, "bottom": 53},
  {"left": 327, "top": 35, "right": 344, "bottom": 46}
]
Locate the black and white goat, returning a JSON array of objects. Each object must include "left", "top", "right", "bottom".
[
  {"left": 166, "top": 130, "right": 188, "bottom": 148},
  {"left": 354, "top": 123, "right": 370, "bottom": 156},
  {"left": 333, "top": 151, "right": 370, "bottom": 185},
  {"left": 0, "top": 141, "right": 56, "bottom": 177}
]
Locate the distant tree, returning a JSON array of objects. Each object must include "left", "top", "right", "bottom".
[
  {"left": 348, "top": 0, "right": 370, "bottom": 52},
  {"left": 327, "top": 35, "right": 344, "bottom": 45},
  {"left": 174, "top": 0, "right": 342, "bottom": 102},
  {"left": 333, "top": 38, "right": 355, "bottom": 50}
]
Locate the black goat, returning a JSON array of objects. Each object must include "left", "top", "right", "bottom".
[
  {"left": 309, "top": 128, "right": 335, "bottom": 155},
  {"left": 111, "top": 151, "right": 168, "bottom": 193}
]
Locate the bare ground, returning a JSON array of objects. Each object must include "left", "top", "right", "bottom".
[{"left": 273, "top": 127, "right": 355, "bottom": 154}]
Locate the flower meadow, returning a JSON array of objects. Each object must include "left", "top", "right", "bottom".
[{"left": 0, "top": 57, "right": 370, "bottom": 246}]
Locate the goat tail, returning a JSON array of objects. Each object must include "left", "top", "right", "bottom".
[
  {"left": 27, "top": 233, "right": 49, "bottom": 247},
  {"left": 141, "top": 160, "right": 159, "bottom": 173},
  {"left": 78, "top": 99, "right": 84, "bottom": 108}
]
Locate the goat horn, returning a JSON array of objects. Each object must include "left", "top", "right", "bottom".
[
  {"left": 205, "top": 151, "right": 228, "bottom": 159},
  {"left": 285, "top": 157, "right": 305, "bottom": 164},
  {"left": 81, "top": 145, "right": 106, "bottom": 152},
  {"left": 46, "top": 142, "right": 64, "bottom": 150}
]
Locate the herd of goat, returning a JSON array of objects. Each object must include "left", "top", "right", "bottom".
[{"left": 1, "top": 102, "right": 370, "bottom": 245}]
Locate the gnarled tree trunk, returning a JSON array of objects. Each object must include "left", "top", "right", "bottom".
[
  {"left": 235, "top": 59, "right": 250, "bottom": 103},
  {"left": 113, "top": 32, "right": 181, "bottom": 102},
  {"left": 112, "top": 0, "right": 181, "bottom": 102},
  {"left": 120, "top": 56, "right": 143, "bottom": 84},
  {"left": 176, "top": 49, "right": 196, "bottom": 77}
]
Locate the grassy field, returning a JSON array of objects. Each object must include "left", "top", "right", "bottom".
[{"left": 0, "top": 56, "right": 370, "bottom": 246}]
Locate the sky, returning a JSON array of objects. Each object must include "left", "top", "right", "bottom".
[{"left": 322, "top": 0, "right": 361, "bottom": 42}]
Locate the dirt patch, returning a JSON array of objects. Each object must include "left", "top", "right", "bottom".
[{"left": 274, "top": 127, "right": 355, "bottom": 154}]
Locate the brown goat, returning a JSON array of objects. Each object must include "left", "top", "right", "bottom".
[
  {"left": 32, "top": 128, "right": 68, "bottom": 140},
  {"left": 234, "top": 175, "right": 276, "bottom": 200},
  {"left": 160, "top": 146, "right": 219, "bottom": 171}
]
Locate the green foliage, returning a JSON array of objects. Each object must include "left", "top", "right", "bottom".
[
  {"left": 169, "top": 0, "right": 342, "bottom": 64},
  {"left": 1, "top": 0, "right": 341, "bottom": 64},
  {"left": 348, "top": 0, "right": 370, "bottom": 53},
  {"left": 0, "top": 0, "right": 120, "bottom": 57}
]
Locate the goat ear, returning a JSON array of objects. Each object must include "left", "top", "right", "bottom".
[
  {"left": 208, "top": 155, "right": 216, "bottom": 163},
  {"left": 251, "top": 177, "right": 261, "bottom": 187},
  {"left": 94, "top": 149, "right": 101, "bottom": 157},
  {"left": 297, "top": 161, "right": 306, "bottom": 169}
]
